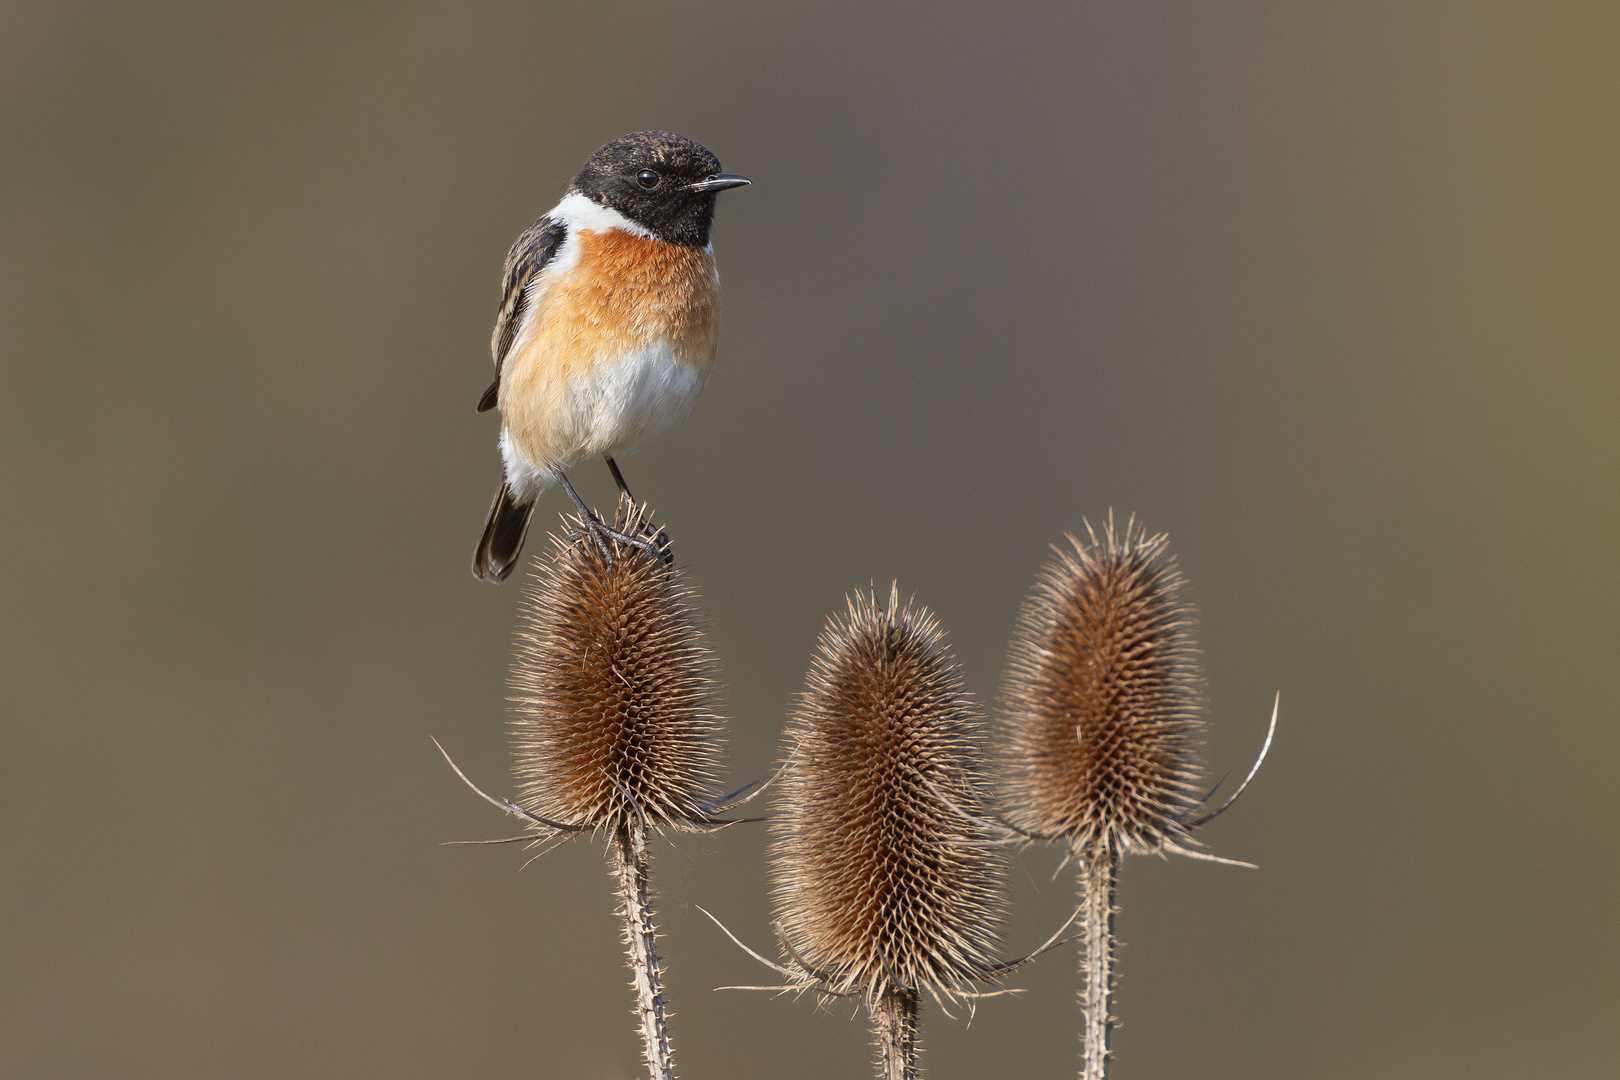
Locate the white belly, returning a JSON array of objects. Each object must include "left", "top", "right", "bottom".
[{"left": 501, "top": 346, "right": 705, "bottom": 501}]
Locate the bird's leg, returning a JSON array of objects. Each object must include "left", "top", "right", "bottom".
[
  {"left": 605, "top": 456, "right": 634, "bottom": 501},
  {"left": 551, "top": 467, "right": 669, "bottom": 566},
  {"left": 604, "top": 457, "right": 673, "bottom": 565},
  {"left": 553, "top": 468, "right": 614, "bottom": 563}
]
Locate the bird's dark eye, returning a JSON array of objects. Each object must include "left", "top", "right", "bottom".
[{"left": 636, "top": 170, "right": 660, "bottom": 189}]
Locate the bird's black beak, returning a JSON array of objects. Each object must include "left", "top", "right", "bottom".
[{"left": 687, "top": 173, "right": 751, "bottom": 193}]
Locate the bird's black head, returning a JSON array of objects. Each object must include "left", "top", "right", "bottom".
[{"left": 572, "top": 131, "right": 750, "bottom": 247}]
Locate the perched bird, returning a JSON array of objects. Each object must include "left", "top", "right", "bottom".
[{"left": 472, "top": 131, "right": 750, "bottom": 582}]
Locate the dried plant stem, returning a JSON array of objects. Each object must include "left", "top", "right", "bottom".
[
  {"left": 1078, "top": 845, "right": 1120, "bottom": 1080},
  {"left": 611, "top": 821, "right": 674, "bottom": 1080},
  {"left": 869, "top": 988, "right": 920, "bottom": 1080}
]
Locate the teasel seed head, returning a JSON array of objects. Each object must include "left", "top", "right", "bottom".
[
  {"left": 1001, "top": 515, "right": 1204, "bottom": 856},
  {"left": 509, "top": 502, "right": 723, "bottom": 832},
  {"left": 771, "top": 585, "right": 1007, "bottom": 1002}
]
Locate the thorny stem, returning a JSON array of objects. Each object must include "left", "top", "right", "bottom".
[
  {"left": 612, "top": 822, "right": 674, "bottom": 1080},
  {"left": 1079, "top": 845, "right": 1119, "bottom": 1080},
  {"left": 869, "top": 987, "right": 920, "bottom": 1080}
]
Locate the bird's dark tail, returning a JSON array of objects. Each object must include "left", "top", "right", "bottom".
[{"left": 472, "top": 482, "right": 535, "bottom": 583}]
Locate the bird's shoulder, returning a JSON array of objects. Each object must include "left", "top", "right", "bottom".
[
  {"left": 480, "top": 215, "right": 569, "bottom": 412},
  {"left": 502, "top": 215, "right": 569, "bottom": 296}
]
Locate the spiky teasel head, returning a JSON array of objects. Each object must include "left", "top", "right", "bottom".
[
  {"left": 770, "top": 585, "right": 1007, "bottom": 1002},
  {"left": 509, "top": 501, "right": 723, "bottom": 832},
  {"left": 1001, "top": 515, "right": 1204, "bottom": 856}
]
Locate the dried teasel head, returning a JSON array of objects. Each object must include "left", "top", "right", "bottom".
[
  {"left": 509, "top": 502, "right": 723, "bottom": 831},
  {"left": 770, "top": 586, "right": 1007, "bottom": 1001},
  {"left": 1001, "top": 515, "right": 1204, "bottom": 856}
]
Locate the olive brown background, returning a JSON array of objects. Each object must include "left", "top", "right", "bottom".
[{"left": 3, "top": 2, "right": 1616, "bottom": 1077}]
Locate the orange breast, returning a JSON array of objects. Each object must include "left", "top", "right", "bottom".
[{"left": 500, "top": 230, "right": 720, "bottom": 465}]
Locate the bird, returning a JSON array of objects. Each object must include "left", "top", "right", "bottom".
[{"left": 471, "top": 131, "right": 750, "bottom": 583}]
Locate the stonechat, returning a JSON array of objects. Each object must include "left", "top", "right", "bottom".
[{"left": 471, "top": 131, "right": 750, "bottom": 582}]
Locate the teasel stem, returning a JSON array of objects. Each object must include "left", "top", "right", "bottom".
[
  {"left": 1077, "top": 845, "right": 1119, "bottom": 1080},
  {"left": 871, "top": 987, "right": 921, "bottom": 1080},
  {"left": 612, "top": 819, "right": 674, "bottom": 1080}
]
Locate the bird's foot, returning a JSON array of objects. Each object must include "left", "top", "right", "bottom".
[
  {"left": 562, "top": 498, "right": 672, "bottom": 569},
  {"left": 590, "top": 514, "right": 672, "bottom": 567}
]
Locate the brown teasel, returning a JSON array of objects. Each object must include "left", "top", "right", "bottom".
[
  {"left": 1001, "top": 515, "right": 1205, "bottom": 856},
  {"left": 770, "top": 585, "right": 1008, "bottom": 1003},
  {"left": 706, "top": 588, "right": 1074, "bottom": 1080},
  {"left": 509, "top": 500, "right": 725, "bottom": 832},
  {"left": 453, "top": 501, "right": 746, "bottom": 1080},
  {"left": 999, "top": 516, "right": 1276, "bottom": 1080},
  {"left": 441, "top": 500, "right": 768, "bottom": 1080}
]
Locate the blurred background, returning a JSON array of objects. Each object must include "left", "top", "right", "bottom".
[{"left": 3, "top": 1, "right": 1616, "bottom": 1077}]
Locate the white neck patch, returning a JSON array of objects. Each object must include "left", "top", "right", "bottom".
[{"left": 547, "top": 191, "right": 653, "bottom": 240}]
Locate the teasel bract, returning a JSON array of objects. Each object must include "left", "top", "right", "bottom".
[
  {"left": 770, "top": 586, "right": 1008, "bottom": 1080},
  {"left": 442, "top": 499, "right": 747, "bottom": 1080},
  {"left": 1001, "top": 515, "right": 1271, "bottom": 1080}
]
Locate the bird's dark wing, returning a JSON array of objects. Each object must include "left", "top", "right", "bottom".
[{"left": 478, "top": 216, "right": 568, "bottom": 413}]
